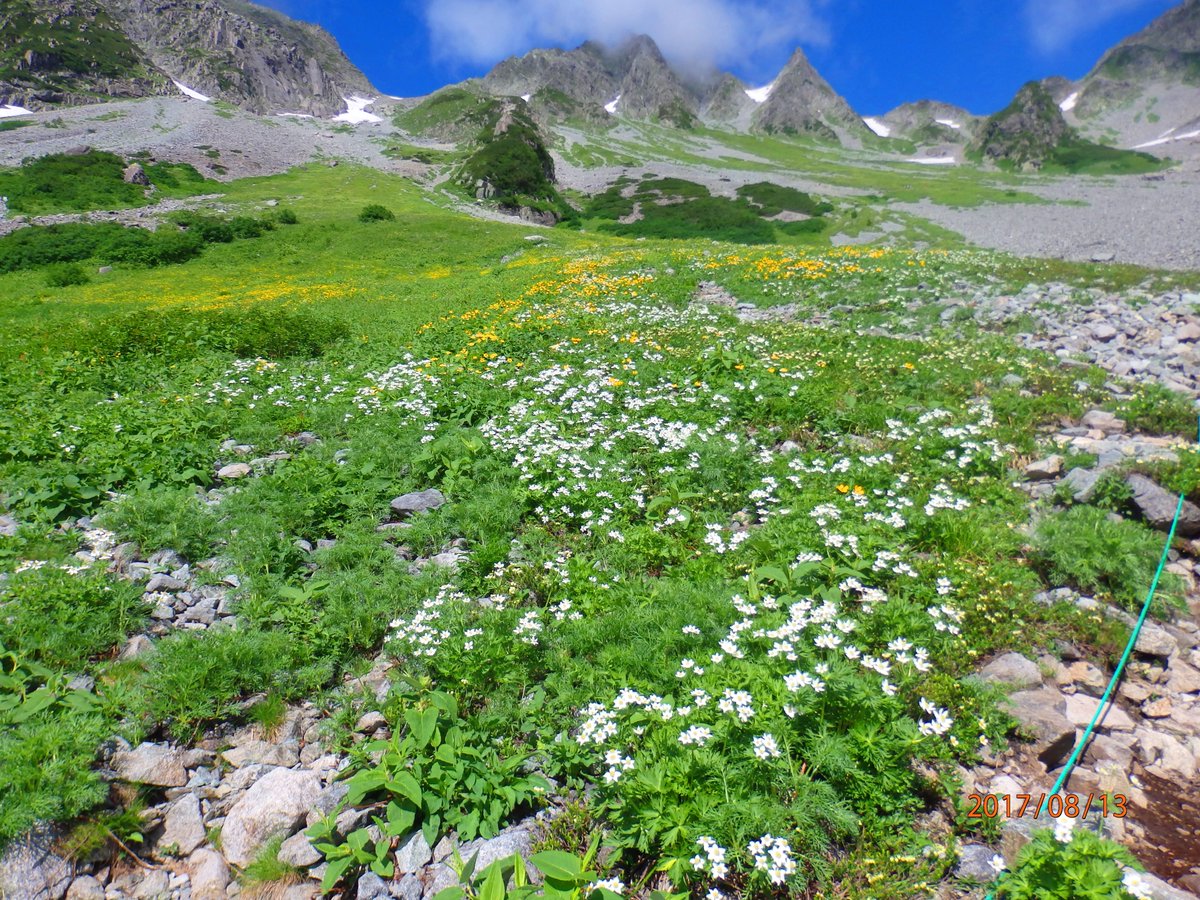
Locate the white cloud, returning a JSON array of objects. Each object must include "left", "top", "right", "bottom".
[
  {"left": 421, "top": 0, "right": 830, "bottom": 72},
  {"left": 1024, "top": 0, "right": 1169, "bottom": 54}
]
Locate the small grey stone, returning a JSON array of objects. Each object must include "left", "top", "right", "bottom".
[
  {"left": 188, "top": 848, "right": 229, "bottom": 900},
  {"left": 1000, "top": 374, "right": 1025, "bottom": 388},
  {"left": 1091, "top": 323, "right": 1118, "bottom": 342},
  {"left": 116, "top": 635, "right": 152, "bottom": 663},
  {"left": 954, "top": 844, "right": 999, "bottom": 882},
  {"left": 390, "top": 874, "right": 423, "bottom": 900},
  {"left": 66, "top": 875, "right": 105, "bottom": 900},
  {"left": 0, "top": 514, "right": 18, "bottom": 537},
  {"left": 160, "top": 793, "right": 206, "bottom": 855},
  {"left": 389, "top": 489, "right": 446, "bottom": 517},
  {"left": 217, "top": 463, "right": 252, "bottom": 480},
  {"left": 146, "top": 573, "right": 187, "bottom": 593},
  {"left": 394, "top": 831, "right": 432, "bottom": 874},
  {"left": 1080, "top": 409, "right": 1125, "bottom": 434},
  {"left": 278, "top": 831, "right": 323, "bottom": 868},
  {"left": 1062, "top": 467, "right": 1102, "bottom": 503},
  {"left": 1024, "top": 455, "right": 1063, "bottom": 480},
  {"left": 357, "top": 871, "right": 390, "bottom": 900}
]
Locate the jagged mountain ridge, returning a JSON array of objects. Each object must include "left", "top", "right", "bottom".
[
  {"left": 0, "top": 0, "right": 376, "bottom": 116},
  {"left": 481, "top": 36, "right": 866, "bottom": 140}
]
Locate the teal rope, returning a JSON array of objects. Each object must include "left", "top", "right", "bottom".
[
  {"left": 1047, "top": 491, "right": 1184, "bottom": 797},
  {"left": 981, "top": 413, "right": 1196, "bottom": 900}
]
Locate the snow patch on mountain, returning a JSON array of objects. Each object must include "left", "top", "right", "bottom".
[
  {"left": 521, "top": 93, "right": 532, "bottom": 102},
  {"left": 905, "top": 156, "right": 957, "bottom": 165},
  {"left": 744, "top": 82, "right": 775, "bottom": 103},
  {"left": 334, "top": 96, "right": 382, "bottom": 124},
  {"left": 1134, "top": 127, "right": 1200, "bottom": 149},
  {"left": 605, "top": 94, "right": 621, "bottom": 114},
  {"left": 935, "top": 118, "right": 961, "bottom": 130},
  {"left": 1059, "top": 91, "right": 1079, "bottom": 112},
  {"left": 173, "top": 80, "right": 212, "bottom": 102},
  {"left": 863, "top": 116, "right": 891, "bottom": 137}
]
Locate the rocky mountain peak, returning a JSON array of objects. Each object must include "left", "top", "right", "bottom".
[
  {"left": 753, "top": 47, "right": 868, "bottom": 140},
  {"left": 972, "top": 80, "right": 1072, "bottom": 168}
]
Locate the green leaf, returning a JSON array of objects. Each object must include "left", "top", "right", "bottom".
[
  {"left": 431, "top": 890, "right": 467, "bottom": 900},
  {"left": 406, "top": 707, "right": 439, "bottom": 748},
  {"left": 322, "top": 855, "right": 355, "bottom": 893},
  {"left": 477, "top": 861, "right": 506, "bottom": 900},
  {"left": 387, "top": 771, "right": 423, "bottom": 806},
  {"left": 531, "top": 851, "right": 584, "bottom": 882}
]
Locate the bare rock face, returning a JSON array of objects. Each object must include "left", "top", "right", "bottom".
[
  {"left": 753, "top": 48, "right": 869, "bottom": 141},
  {"left": 220, "top": 767, "right": 321, "bottom": 867},
  {"left": 2, "top": 0, "right": 376, "bottom": 116}
]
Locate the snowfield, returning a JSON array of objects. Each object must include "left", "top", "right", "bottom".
[
  {"left": 172, "top": 81, "right": 212, "bottom": 103},
  {"left": 744, "top": 82, "right": 775, "bottom": 103},
  {"left": 334, "top": 96, "right": 382, "bottom": 124},
  {"left": 863, "top": 117, "right": 891, "bottom": 137}
]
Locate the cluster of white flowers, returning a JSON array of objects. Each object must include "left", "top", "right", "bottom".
[
  {"left": 917, "top": 697, "right": 954, "bottom": 737},
  {"left": 751, "top": 733, "right": 781, "bottom": 760},
  {"left": 385, "top": 585, "right": 468, "bottom": 659},
  {"left": 690, "top": 836, "right": 729, "bottom": 880},
  {"left": 717, "top": 688, "right": 755, "bottom": 722},
  {"left": 602, "top": 748, "right": 635, "bottom": 784},
  {"left": 747, "top": 834, "right": 797, "bottom": 885},
  {"left": 513, "top": 610, "right": 543, "bottom": 645},
  {"left": 679, "top": 725, "right": 713, "bottom": 746}
]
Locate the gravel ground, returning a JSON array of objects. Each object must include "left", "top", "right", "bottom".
[
  {"left": 0, "top": 97, "right": 426, "bottom": 182},
  {"left": 896, "top": 158, "right": 1200, "bottom": 272},
  {"left": 3, "top": 98, "right": 1199, "bottom": 271}
]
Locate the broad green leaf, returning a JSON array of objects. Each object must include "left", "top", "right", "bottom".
[
  {"left": 386, "top": 771, "right": 423, "bottom": 806},
  {"left": 406, "top": 707, "right": 439, "bottom": 748},
  {"left": 477, "top": 861, "right": 506, "bottom": 900},
  {"left": 531, "top": 851, "right": 584, "bottom": 882}
]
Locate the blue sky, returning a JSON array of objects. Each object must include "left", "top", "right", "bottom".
[{"left": 262, "top": 0, "right": 1180, "bottom": 115}]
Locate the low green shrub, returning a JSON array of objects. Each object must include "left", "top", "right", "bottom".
[
  {"left": 992, "top": 824, "right": 1146, "bottom": 899},
  {"left": 359, "top": 204, "right": 396, "bottom": 223},
  {"left": 44, "top": 262, "right": 90, "bottom": 287},
  {"left": 0, "top": 564, "right": 143, "bottom": 669},
  {"left": 1034, "top": 506, "right": 1180, "bottom": 611},
  {"left": 99, "top": 485, "right": 218, "bottom": 561}
]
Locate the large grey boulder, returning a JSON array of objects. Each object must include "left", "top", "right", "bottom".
[
  {"left": 220, "top": 766, "right": 322, "bottom": 866},
  {"left": 112, "top": 742, "right": 189, "bottom": 787},
  {"left": 0, "top": 824, "right": 73, "bottom": 900},
  {"left": 1005, "top": 688, "right": 1077, "bottom": 767},
  {"left": 389, "top": 489, "right": 445, "bottom": 518},
  {"left": 979, "top": 653, "right": 1043, "bottom": 690},
  {"left": 159, "top": 793, "right": 206, "bottom": 855},
  {"left": 122, "top": 163, "right": 151, "bottom": 186},
  {"left": 422, "top": 825, "right": 534, "bottom": 898},
  {"left": 1081, "top": 409, "right": 1126, "bottom": 434},
  {"left": 188, "top": 848, "right": 230, "bottom": 900},
  {"left": 1126, "top": 474, "right": 1200, "bottom": 538}
]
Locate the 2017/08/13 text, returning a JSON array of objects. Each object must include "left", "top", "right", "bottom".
[{"left": 966, "top": 793, "right": 1129, "bottom": 819}]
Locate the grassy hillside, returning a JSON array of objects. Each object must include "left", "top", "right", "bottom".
[{"left": 1, "top": 163, "right": 1197, "bottom": 897}]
